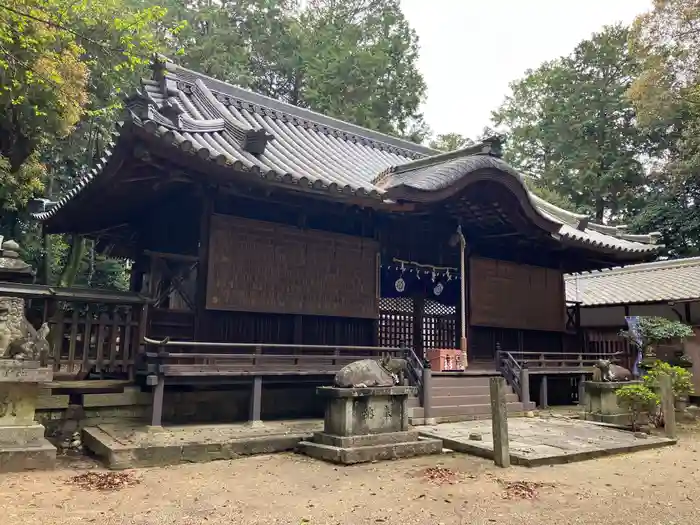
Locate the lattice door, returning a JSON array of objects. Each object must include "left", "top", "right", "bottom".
[
  {"left": 377, "top": 297, "right": 414, "bottom": 348},
  {"left": 423, "top": 299, "right": 457, "bottom": 349}
]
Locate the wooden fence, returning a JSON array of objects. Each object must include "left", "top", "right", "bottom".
[
  {"left": 583, "top": 329, "right": 633, "bottom": 370},
  {"left": 0, "top": 282, "right": 149, "bottom": 379}
]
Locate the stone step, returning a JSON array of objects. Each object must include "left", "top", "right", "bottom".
[
  {"left": 312, "top": 430, "right": 419, "bottom": 448},
  {"left": 430, "top": 385, "right": 514, "bottom": 396},
  {"left": 431, "top": 376, "right": 500, "bottom": 388},
  {"left": 431, "top": 394, "right": 520, "bottom": 406},
  {"left": 298, "top": 437, "right": 443, "bottom": 465},
  {"left": 410, "top": 402, "right": 535, "bottom": 419},
  {"left": 406, "top": 396, "right": 421, "bottom": 408}
]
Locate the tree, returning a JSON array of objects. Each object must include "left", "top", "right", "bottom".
[
  {"left": 627, "top": 0, "right": 700, "bottom": 256},
  {"left": 429, "top": 132, "right": 473, "bottom": 152},
  {"left": 492, "top": 25, "right": 651, "bottom": 223},
  {"left": 0, "top": 0, "right": 176, "bottom": 287},
  {"left": 157, "top": 0, "right": 427, "bottom": 139}
]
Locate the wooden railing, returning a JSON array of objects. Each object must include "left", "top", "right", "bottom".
[
  {"left": 513, "top": 351, "right": 622, "bottom": 371},
  {"left": 498, "top": 350, "right": 525, "bottom": 401},
  {"left": 0, "top": 282, "right": 150, "bottom": 379},
  {"left": 141, "top": 337, "right": 407, "bottom": 377},
  {"left": 404, "top": 345, "right": 426, "bottom": 400},
  {"left": 496, "top": 349, "right": 624, "bottom": 404}
]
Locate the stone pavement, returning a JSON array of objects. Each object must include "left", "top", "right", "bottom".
[
  {"left": 82, "top": 419, "right": 323, "bottom": 469},
  {"left": 419, "top": 416, "right": 676, "bottom": 466}
]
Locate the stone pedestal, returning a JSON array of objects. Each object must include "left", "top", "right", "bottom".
[
  {"left": 582, "top": 380, "right": 642, "bottom": 426},
  {"left": 298, "top": 386, "right": 442, "bottom": 464},
  {"left": 0, "top": 360, "right": 56, "bottom": 472}
]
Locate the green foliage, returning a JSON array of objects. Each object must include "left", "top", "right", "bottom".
[
  {"left": 492, "top": 25, "right": 653, "bottom": 224},
  {"left": 615, "top": 383, "right": 660, "bottom": 430},
  {"left": 428, "top": 133, "right": 473, "bottom": 152},
  {"left": 625, "top": 0, "right": 700, "bottom": 256},
  {"left": 155, "top": 0, "right": 427, "bottom": 139},
  {"left": 643, "top": 360, "right": 694, "bottom": 398},
  {"left": 621, "top": 316, "right": 695, "bottom": 351}
]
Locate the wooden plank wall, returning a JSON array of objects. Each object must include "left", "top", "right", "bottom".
[
  {"left": 206, "top": 215, "right": 378, "bottom": 318},
  {"left": 469, "top": 257, "right": 565, "bottom": 332}
]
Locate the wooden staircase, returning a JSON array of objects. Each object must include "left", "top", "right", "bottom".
[{"left": 408, "top": 372, "right": 535, "bottom": 425}]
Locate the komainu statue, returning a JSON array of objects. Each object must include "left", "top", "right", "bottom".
[
  {"left": 334, "top": 355, "right": 409, "bottom": 388},
  {"left": 594, "top": 359, "right": 633, "bottom": 382},
  {"left": 2, "top": 317, "right": 51, "bottom": 363}
]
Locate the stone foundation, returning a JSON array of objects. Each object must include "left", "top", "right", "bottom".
[
  {"left": 0, "top": 361, "right": 56, "bottom": 472},
  {"left": 582, "top": 380, "right": 642, "bottom": 426},
  {"left": 299, "top": 386, "right": 442, "bottom": 465}
]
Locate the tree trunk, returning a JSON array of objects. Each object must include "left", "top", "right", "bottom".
[{"left": 57, "top": 234, "right": 86, "bottom": 288}]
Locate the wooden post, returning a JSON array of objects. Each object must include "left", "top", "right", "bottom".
[
  {"left": 148, "top": 374, "right": 164, "bottom": 427},
  {"left": 458, "top": 227, "right": 468, "bottom": 366},
  {"left": 490, "top": 376, "right": 510, "bottom": 468},
  {"left": 539, "top": 375, "right": 548, "bottom": 408},
  {"left": 422, "top": 362, "right": 434, "bottom": 424},
  {"left": 519, "top": 368, "right": 530, "bottom": 404},
  {"left": 659, "top": 373, "right": 677, "bottom": 439},
  {"left": 194, "top": 187, "right": 214, "bottom": 340},
  {"left": 250, "top": 376, "right": 263, "bottom": 425},
  {"left": 578, "top": 374, "right": 586, "bottom": 405}
]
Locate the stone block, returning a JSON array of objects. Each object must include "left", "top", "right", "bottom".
[
  {"left": 312, "top": 430, "right": 419, "bottom": 448},
  {"left": 583, "top": 380, "right": 641, "bottom": 425},
  {"left": 301, "top": 386, "right": 442, "bottom": 465},
  {"left": 0, "top": 442, "right": 56, "bottom": 473},
  {"left": 317, "top": 386, "right": 414, "bottom": 437},
  {"left": 0, "top": 423, "right": 45, "bottom": 446},
  {"left": 298, "top": 437, "right": 443, "bottom": 465},
  {"left": 83, "top": 387, "right": 151, "bottom": 408},
  {"left": 0, "top": 362, "right": 52, "bottom": 383}
]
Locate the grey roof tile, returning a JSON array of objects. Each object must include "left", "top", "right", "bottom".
[{"left": 565, "top": 257, "right": 700, "bottom": 306}]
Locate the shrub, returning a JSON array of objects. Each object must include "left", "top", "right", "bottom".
[
  {"left": 643, "top": 360, "right": 694, "bottom": 398},
  {"left": 620, "top": 316, "right": 694, "bottom": 357},
  {"left": 615, "top": 383, "right": 660, "bottom": 431}
]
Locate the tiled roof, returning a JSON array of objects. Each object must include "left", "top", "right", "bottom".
[
  {"left": 565, "top": 257, "right": 700, "bottom": 306},
  {"left": 33, "top": 60, "right": 662, "bottom": 257}
]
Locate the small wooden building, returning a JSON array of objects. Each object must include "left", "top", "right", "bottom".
[
  {"left": 31, "top": 61, "right": 662, "bottom": 418},
  {"left": 566, "top": 257, "right": 700, "bottom": 391}
]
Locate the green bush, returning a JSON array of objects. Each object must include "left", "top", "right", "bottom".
[
  {"left": 615, "top": 383, "right": 660, "bottom": 430},
  {"left": 643, "top": 360, "right": 694, "bottom": 398}
]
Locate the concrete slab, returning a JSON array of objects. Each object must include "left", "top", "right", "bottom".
[
  {"left": 83, "top": 420, "right": 323, "bottom": 470},
  {"left": 419, "top": 417, "right": 676, "bottom": 467}
]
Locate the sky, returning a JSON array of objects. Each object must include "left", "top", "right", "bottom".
[{"left": 399, "top": 0, "right": 653, "bottom": 140}]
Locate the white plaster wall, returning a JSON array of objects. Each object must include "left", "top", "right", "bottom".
[
  {"left": 579, "top": 301, "right": 700, "bottom": 328},
  {"left": 579, "top": 306, "right": 625, "bottom": 328}
]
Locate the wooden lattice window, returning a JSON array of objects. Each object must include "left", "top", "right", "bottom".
[
  {"left": 377, "top": 297, "right": 414, "bottom": 348},
  {"left": 423, "top": 299, "right": 457, "bottom": 350}
]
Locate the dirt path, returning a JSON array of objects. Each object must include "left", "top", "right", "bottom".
[{"left": 0, "top": 433, "right": 698, "bottom": 525}]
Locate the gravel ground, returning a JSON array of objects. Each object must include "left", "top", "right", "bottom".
[{"left": 0, "top": 432, "right": 698, "bottom": 525}]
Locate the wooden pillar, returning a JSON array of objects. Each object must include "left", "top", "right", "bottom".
[
  {"left": 148, "top": 374, "right": 164, "bottom": 427},
  {"left": 490, "top": 377, "right": 510, "bottom": 467},
  {"left": 539, "top": 375, "right": 548, "bottom": 409},
  {"left": 412, "top": 296, "right": 425, "bottom": 358},
  {"left": 250, "top": 376, "right": 263, "bottom": 424},
  {"left": 659, "top": 373, "right": 677, "bottom": 439},
  {"left": 422, "top": 362, "right": 434, "bottom": 423},
  {"left": 194, "top": 187, "right": 214, "bottom": 341},
  {"left": 519, "top": 368, "right": 530, "bottom": 404}
]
